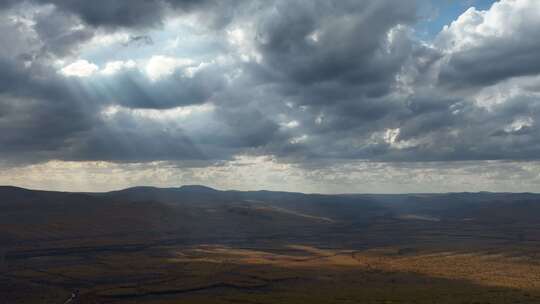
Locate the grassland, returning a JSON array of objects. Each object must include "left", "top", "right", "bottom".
[
  {"left": 3, "top": 242, "right": 540, "bottom": 303},
  {"left": 4, "top": 187, "right": 540, "bottom": 303}
]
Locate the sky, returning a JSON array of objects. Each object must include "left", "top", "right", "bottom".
[{"left": 1, "top": 0, "right": 540, "bottom": 193}]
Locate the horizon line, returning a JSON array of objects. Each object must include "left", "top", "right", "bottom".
[{"left": 1, "top": 184, "right": 538, "bottom": 196}]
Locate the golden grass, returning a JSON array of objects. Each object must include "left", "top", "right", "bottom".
[
  {"left": 5, "top": 244, "right": 540, "bottom": 303},
  {"left": 176, "top": 244, "right": 540, "bottom": 292}
]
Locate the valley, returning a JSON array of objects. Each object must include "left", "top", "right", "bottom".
[{"left": 2, "top": 186, "right": 540, "bottom": 303}]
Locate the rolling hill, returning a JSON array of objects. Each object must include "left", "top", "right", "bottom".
[{"left": 3, "top": 186, "right": 540, "bottom": 303}]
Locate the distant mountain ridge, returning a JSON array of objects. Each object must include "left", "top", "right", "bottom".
[
  {"left": 3, "top": 184, "right": 539, "bottom": 197},
  {"left": 2, "top": 185, "right": 540, "bottom": 251}
]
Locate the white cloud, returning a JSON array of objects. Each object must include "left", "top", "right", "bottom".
[
  {"left": 101, "top": 60, "right": 137, "bottom": 75},
  {"left": 184, "top": 61, "right": 211, "bottom": 78},
  {"left": 290, "top": 135, "right": 308, "bottom": 144},
  {"left": 281, "top": 120, "right": 300, "bottom": 129},
  {"left": 368, "top": 128, "right": 420, "bottom": 150},
  {"left": 3, "top": 159, "right": 540, "bottom": 194},
  {"left": 59, "top": 59, "right": 98, "bottom": 77},
  {"left": 101, "top": 103, "right": 215, "bottom": 121},
  {"left": 226, "top": 26, "right": 262, "bottom": 63},
  {"left": 436, "top": 0, "right": 540, "bottom": 52},
  {"left": 315, "top": 114, "right": 324, "bottom": 125},
  {"left": 384, "top": 128, "right": 400, "bottom": 145},
  {"left": 145, "top": 55, "right": 194, "bottom": 81},
  {"left": 505, "top": 116, "right": 534, "bottom": 133},
  {"left": 84, "top": 31, "right": 131, "bottom": 48},
  {"left": 306, "top": 29, "right": 321, "bottom": 43}
]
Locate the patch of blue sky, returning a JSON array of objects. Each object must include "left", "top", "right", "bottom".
[
  {"left": 415, "top": 0, "right": 496, "bottom": 40},
  {"left": 80, "top": 22, "right": 225, "bottom": 67}
]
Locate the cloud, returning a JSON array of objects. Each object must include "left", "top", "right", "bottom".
[
  {"left": 123, "top": 35, "right": 153, "bottom": 47},
  {"left": 251, "top": 0, "right": 417, "bottom": 88},
  {"left": 145, "top": 55, "right": 194, "bottom": 81},
  {"left": 33, "top": 0, "right": 169, "bottom": 29},
  {"left": 31, "top": 5, "right": 95, "bottom": 57},
  {"left": 60, "top": 59, "right": 98, "bottom": 77},
  {"left": 100, "top": 60, "right": 137, "bottom": 75},
  {"left": 436, "top": 0, "right": 540, "bottom": 88},
  {"left": 0, "top": 0, "right": 236, "bottom": 30},
  {"left": 2, "top": 0, "right": 540, "bottom": 185},
  {"left": 3, "top": 158, "right": 540, "bottom": 193}
]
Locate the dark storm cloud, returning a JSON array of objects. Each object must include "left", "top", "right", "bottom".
[
  {"left": 43, "top": 0, "right": 166, "bottom": 29},
  {"left": 1, "top": 0, "right": 234, "bottom": 29},
  {"left": 0, "top": 3, "right": 95, "bottom": 61},
  {"left": 253, "top": 0, "right": 416, "bottom": 88},
  {"left": 208, "top": 107, "right": 283, "bottom": 149},
  {"left": 66, "top": 115, "right": 207, "bottom": 162},
  {"left": 86, "top": 65, "right": 226, "bottom": 109},
  {"left": 225, "top": 0, "right": 423, "bottom": 160},
  {"left": 0, "top": 57, "right": 227, "bottom": 164},
  {"left": 0, "top": 90, "right": 97, "bottom": 165},
  {"left": 34, "top": 10, "right": 95, "bottom": 57},
  {"left": 215, "top": 0, "right": 422, "bottom": 162},
  {"left": 0, "top": 0, "right": 18, "bottom": 9},
  {"left": 439, "top": 41, "right": 540, "bottom": 89},
  {"left": 301, "top": 95, "right": 540, "bottom": 163}
]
